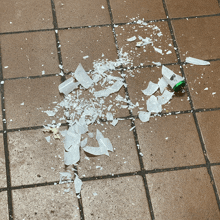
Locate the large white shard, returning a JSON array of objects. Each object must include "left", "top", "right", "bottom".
[
  {"left": 58, "top": 77, "right": 79, "bottom": 95},
  {"left": 138, "top": 111, "right": 151, "bottom": 122},
  {"left": 64, "top": 127, "right": 81, "bottom": 151},
  {"left": 83, "top": 129, "right": 113, "bottom": 156},
  {"left": 146, "top": 95, "right": 162, "bottom": 113},
  {"left": 74, "top": 118, "right": 88, "bottom": 134},
  {"left": 96, "top": 129, "right": 113, "bottom": 152},
  {"left": 157, "top": 90, "right": 174, "bottom": 105},
  {"left": 74, "top": 63, "right": 93, "bottom": 89},
  {"left": 158, "top": 77, "right": 168, "bottom": 93},
  {"left": 74, "top": 174, "right": 83, "bottom": 194},
  {"left": 153, "top": 47, "right": 163, "bottom": 55},
  {"left": 94, "top": 80, "right": 124, "bottom": 98},
  {"left": 142, "top": 81, "right": 159, "bottom": 96},
  {"left": 64, "top": 126, "right": 81, "bottom": 165},
  {"left": 162, "top": 66, "right": 185, "bottom": 90},
  {"left": 64, "top": 145, "right": 80, "bottom": 165},
  {"left": 136, "top": 36, "right": 152, "bottom": 47},
  {"left": 185, "top": 57, "right": 210, "bottom": 65}
]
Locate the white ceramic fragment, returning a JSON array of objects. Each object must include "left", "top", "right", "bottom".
[
  {"left": 142, "top": 81, "right": 159, "bottom": 96},
  {"left": 136, "top": 36, "right": 152, "bottom": 47},
  {"left": 83, "top": 145, "right": 108, "bottom": 156},
  {"left": 45, "top": 136, "right": 51, "bottom": 143},
  {"left": 94, "top": 80, "right": 124, "bottom": 98},
  {"left": 58, "top": 77, "right": 79, "bottom": 95},
  {"left": 162, "top": 66, "right": 184, "bottom": 89},
  {"left": 158, "top": 77, "right": 168, "bottom": 93},
  {"left": 74, "top": 174, "right": 83, "bottom": 194},
  {"left": 96, "top": 129, "right": 113, "bottom": 152},
  {"left": 157, "top": 90, "right": 174, "bottom": 105},
  {"left": 138, "top": 111, "right": 151, "bottom": 122},
  {"left": 152, "top": 61, "right": 161, "bottom": 66},
  {"left": 44, "top": 110, "right": 56, "bottom": 117},
  {"left": 106, "top": 112, "right": 113, "bottom": 121},
  {"left": 74, "top": 63, "right": 93, "bottom": 89},
  {"left": 185, "top": 57, "right": 210, "bottom": 65},
  {"left": 146, "top": 95, "right": 162, "bottom": 113},
  {"left": 153, "top": 47, "right": 163, "bottom": 55},
  {"left": 64, "top": 145, "right": 80, "bottom": 165},
  {"left": 64, "top": 126, "right": 81, "bottom": 151},
  {"left": 111, "top": 119, "right": 118, "bottom": 126},
  {"left": 75, "top": 118, "right": 88, "bottom": 134},
  {"left": 127, "top": 36, "right": 136, "bottom": 42}
]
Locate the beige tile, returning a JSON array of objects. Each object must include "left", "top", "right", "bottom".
[
  {"left": 12, "top": 184, "right": 80, "bottom": 219},
  {"left": 172, "top": 17, "right": 220, "bottom": 61},
  {"left": 196, "top": 111, "right": 220, "bottom": 163},
  {"left": 136, "top": 113, "right": 205, "bottom": 170},
  {"left": 8, "top": 128, "right": 68, "bottom": 186},
  {"left": 0, "top": 191, "right": 8, "bottom": 219},
  {"left": 211, "top": 165, "right": 220, "bottom": 196},
  {"left": 4, "top": 77, "right": 63, "bottom": 129},
  {"left": 0, "top": 134, "right": 7, "bottom": 188},
  {"left": 0, "top": 0, "right": 53, "bottom": 33},
  {"left": 81, "top": 176, "right": 151, "bottom": 219},
  {"left": 166, "top": 0, "right": 220, "bottom": 18},
  {"left": 184, "top": 61, "right": 220, "bottom": 109},
  {"left": 59, "top": 27, "right": 118, "bottom": 72},
  {"left": 0, "top": 31, "right": 59, "bottom": 79},
  {"left": 110, "top": 0, "right": 166, "bottom": 23},
  {"left": 54, "top": 0, "right": 111, "bottom": 28},
  {"left": 115, "top": 22, "right": 177, "bottom": 67},
  {"left": 125, "top": 65, "right": 191, "bottom": 115},
  {"left": 78, "top": 120, "right": 140, "bottom": 178},
  {"left": 147, "top": 168, "right": 220, "bottom": 219}
]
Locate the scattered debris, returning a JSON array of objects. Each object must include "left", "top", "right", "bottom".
[{"left": 43, "top": 127, "right": 60, "bottom": 139}]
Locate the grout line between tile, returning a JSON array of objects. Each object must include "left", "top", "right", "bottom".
[
  {"left": 1, "top": 13, "right": 220, "bottom": 37},
  {"left": 5, "top": 163, "right": 210, "bottom": 192},
  {"left": 50, "top": 1, "right": 84, "bottom": 219},
  {"left": 0, "top": 45, "right": 14, "bottom": 219},
  {"left": 106, "top": 0, "right": 156, "bottom": 218},
  {"left": 162, "top": 0, "right": 220, "bottom": 211}
]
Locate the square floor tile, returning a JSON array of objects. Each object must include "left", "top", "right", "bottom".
[
  {"left": 0, "top": 0, "right": 53, "bottom": 33},
  {"left": 184, "top": 61, "right": 220, "bottom": 109},
  {"left": 8, "top": 127, "right": 67, "bottom": 186},
  {"left": 12, "top": 184, "right": 80, "bottom": 219},
  {"left": 0, "top": 31, "right": 59, "bottom": 79},
  {"left": 54, "top": 0, "right": 111, "bottom": 28},
  {"left": 115, "top": 22, "right": 177, "bottom": 67},
  {"left": 0, "top": 191, "right": 8, "bottom": 219},
  {"left": 211, "top": 165, "right": 220, "bottom": 196},
  {"left": 135, "top": 113, "right": 205, "bottom": 170},
  {"left": 196, "top": 111, "right": 220, "bottom": 163},
  {"left": 4, "top": 76, "right": 63, "bottom": 129},
  {"left": 147, "top": 168, "right": 220, "bottom": 219},
  {"left": 0, "top": 134, "right": 7, "bottom": 188},
  {"left": 172, "top": 17, "right": 220, "bottom": 61},
  {"left": 125, "top": 65, "right": 191, "bottom": 115},
  {"left": 166, "top": 0, "right": 220, "bottom": 18},
  {"left": 59, "top": 27, "right": 118, "bottom": 72},
  {"left": 78, "top": 120, "right": 140, "bottom": 178},
  {"left": 81, "top": 176, "right": 151, "bottom": 219},
  {"left": 110, "top": 0, "right": 166, "bottom": 23}
]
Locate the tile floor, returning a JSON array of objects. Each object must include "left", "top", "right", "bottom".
[{"left": 0, "top": 0, "right": 220, "bottom": 219}]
